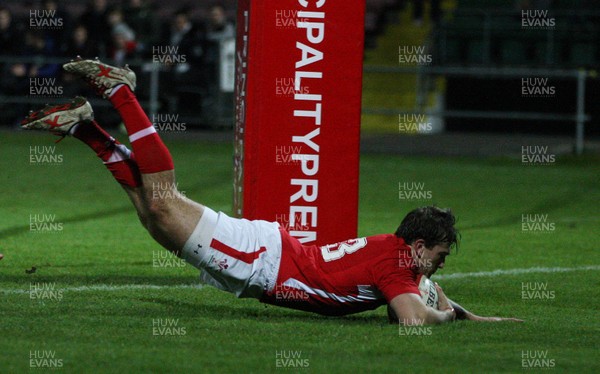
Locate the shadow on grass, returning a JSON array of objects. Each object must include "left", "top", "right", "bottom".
[
  {"left": 2, "top": 273, "right": 388, "bottom": 325},
  {"left": 134, "top": 296, "right": 388, "bottom": 325},
  {"left": 0, "top": 179, "right": 212, "bottom": 240},
  {"left": 0, "top": 205, "right": 135, "bottom": 239}
]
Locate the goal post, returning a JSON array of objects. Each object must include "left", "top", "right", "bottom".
[{"left": 234, "top": 0, "right": 366, "bottom": 245}]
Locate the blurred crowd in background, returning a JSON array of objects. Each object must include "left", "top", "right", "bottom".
[{"left": 0, "top": 0, "right": 235, "bottom": 126}]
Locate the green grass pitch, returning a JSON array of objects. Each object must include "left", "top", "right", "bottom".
[{"left": 1, "top": 131, "right": 599, "bottom": 373}]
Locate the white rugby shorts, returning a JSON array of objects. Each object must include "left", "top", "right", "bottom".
[{"left": 181, "top": 207, "right": 282, "bottom": 298}]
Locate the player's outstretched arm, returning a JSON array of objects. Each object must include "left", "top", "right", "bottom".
[
  {"left": 437, "top": 283, "right": 523, "bottom": 322},
  {"left": 389, "top": 293, "right": 455, "bottom": 325},
  {"left": 448, "top": 298, "right": 524, "bottom": 322}
]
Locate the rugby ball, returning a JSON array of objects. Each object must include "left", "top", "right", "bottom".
[{"left": 417, "top": 274, "right": 439, "bottom": 309}]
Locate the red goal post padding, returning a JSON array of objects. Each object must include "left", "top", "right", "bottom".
[{"left": 234, "top": 0, "right": 365, "bottom": 246}]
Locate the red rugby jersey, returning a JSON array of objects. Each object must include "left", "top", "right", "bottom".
[{"left": 260, "top": 230, "right": 421, "bottom": 316}]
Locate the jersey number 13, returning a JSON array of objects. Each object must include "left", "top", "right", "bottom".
[{"left": 320, "top": 238, "right": 368, "bottom": 262}]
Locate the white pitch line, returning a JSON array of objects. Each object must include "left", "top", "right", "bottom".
[
  {"left": 1, "top": 283, "right": 205, "bottom": 295},
  {"left": 1, "top": 265, "right": 598, "bottom": 295},
  {"left": 434, "top": 265, "right": 600, "bottom": 280}
]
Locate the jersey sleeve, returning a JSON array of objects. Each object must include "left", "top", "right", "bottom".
[{"left": 372, "top": 257, "right": 420, "bottom": 302}]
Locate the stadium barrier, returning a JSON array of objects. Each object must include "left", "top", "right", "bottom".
[
  {"left": 362, "top": 65, "right": 593, "bottom": 155},
  {"left": 0, "top": 46, "right": 236, "bottom": 128},
  {"left": 435, "top": 9, "right": 600, "bottom": 67}
]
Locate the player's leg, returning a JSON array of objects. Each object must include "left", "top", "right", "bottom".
[
  {"left": 20, "top": 78, "right": 278, "bottom": 299},
  {"left": 20, "top": 97, "right": 149, "bottom": 228},
  {"left": 63, "top": 59, "right": 205, "bottom": 256},
  {"left": 73, "top": 119, "right": 149, "bottom": 228},
  {"left": 106, "top": 79, "right": 205, "bottom": 255},
  {"left": 107, "top": 82, "right": 203, "bottom": 254}
]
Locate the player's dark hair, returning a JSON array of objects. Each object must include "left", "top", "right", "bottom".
[{"left": 395, "top": 206, "right": 459, "bottom": 250}]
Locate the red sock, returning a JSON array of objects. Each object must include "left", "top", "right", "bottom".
[
  {"left": 109, "top": 85, "right": 174, "bottom": 174},
  {"left": 73, "top": 120, "right": 142, "bottom": 188}
]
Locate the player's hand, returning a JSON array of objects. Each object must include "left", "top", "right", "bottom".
[
  {"left": 0, "top": 253, "right": 4, "bottom": 261},
  {"left": 434, "top": 283, "right": 452, "bottom": 311},
  {"left": 434, "top": 283, "right": 456, "bottom": 321},
  {"left": 468, "top": 314, "right": 524, "bottom": 322}
]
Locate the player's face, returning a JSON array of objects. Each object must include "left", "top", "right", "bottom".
[
  {"left": 426, "top": 243, "right": 450, "bottom": 277},
  {"left": 413, "top": 240, "right": 450, "bottom": 277}
]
